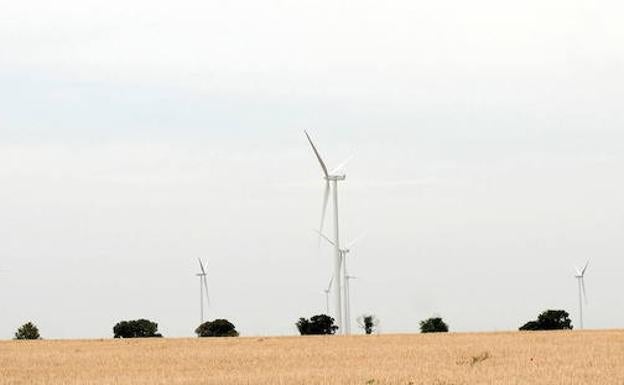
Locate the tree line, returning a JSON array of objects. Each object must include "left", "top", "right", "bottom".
[{"left": 11, "top": 309, "right": 574, "bottom": 340}]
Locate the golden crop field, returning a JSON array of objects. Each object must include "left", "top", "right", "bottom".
[{"left": 1, "top": 330, "right": 623, "bottom": 385}]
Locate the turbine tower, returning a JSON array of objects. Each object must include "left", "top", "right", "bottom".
[
  {"left": 344, "top": 273, "right": 358, "bottom": 335},
  {"left": 317, "top": 231, "right": 364, "bottom": 335},
  {"left": 323, "top": 277, "right": 333, "bottom": 314},
  {"left": 196, "top": 258, "right": 210, "bottom": 325},
  {"left": 574, "top": 261, "right": 589, "bottom": 329},
  {"left": 305, "top": 130, "right": 350, "bottom": 333}
]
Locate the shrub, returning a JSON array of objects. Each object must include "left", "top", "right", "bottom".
[
  {"left": 195, "top": 319, "right": 239, "bottom": 337},
  {"left": 519, "top": 310, "right": 573, "bottom": 331},
  {"left": 14, "top": 322, "right": 41, "bottom": 340},
  {"left": 419, "top": 317, "right": 449, "bottom": 333},
  {"left": 113, "top": 319, "right": 162, "bottom": 338},
  {"left": 296, "top": 314, "right": 338, "bottom": 335},
  {"left": 357, "top": 314, "right": 379, "bottom": 335}
]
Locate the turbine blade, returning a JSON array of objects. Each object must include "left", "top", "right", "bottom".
[
  {"left": 581, "top": 277, "right": 588, "bottom": 304},
  {"left": 581, "top": 260, "right": 589, "bottom": 275},
  {"left": 315, "top": 230, "right": 335, "bottom": 246},
  {"left": 327, "top": 277, "right": 333, "bottom": 291},
  {"left": 198, "top": 258, "right": 206, "bottom": 275},
  {"left": 304, "top": 130, "right": 329, "bottom": 178},
  {"left": 346, "top": 232, "right": 367, "bottom": 250},
  {"left": 203, "top": 276, "right": 210, "bottom": 305},
  {"left": 319, "top": 181, "right": 330, "bottom": 237},
  {"left": 330, "top": 155, "right": 354, "bottom": 175}
]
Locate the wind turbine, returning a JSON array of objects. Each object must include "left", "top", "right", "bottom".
[
  {"left": 323, "top": 277, "right": 333, "bottom": 314},
  {"left": 317, "top": 231, "right": 364, "bottom": 335},
  {"left": 305, "top": 130, "right": 351, "bottom": 333},
  {"left": 574, "top": 261, "right": 589, "bottom": 329},
  {"left": 196, "top": 258, "right": 210, "bottom": 325}
]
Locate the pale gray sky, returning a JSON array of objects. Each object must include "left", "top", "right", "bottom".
[{"left": 1, "top": 0, "right": 623, "bottom": 339}]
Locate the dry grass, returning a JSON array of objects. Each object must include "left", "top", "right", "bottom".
[{"left": 1, "top": 330, "right": 623, "bottom": 385}]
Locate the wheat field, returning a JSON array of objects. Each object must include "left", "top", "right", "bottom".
[{"left": 1, "top": 330, "right": 623, "bottom": 385}]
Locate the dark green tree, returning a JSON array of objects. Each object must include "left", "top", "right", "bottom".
[
  {"left": 419, "top": 317, "right": 449, "bottom": 333},
  {"left": 519, "top": 310, "right": 573, "bottom": 331},
  {"left": 296, "top": 314, "right": 338, "bottom": 335},
  {"left": 195, "top": 319, "right": 239, "bottom": 337},
  {"left": 113, "top": 319, "right": 162, "bottom": 338},
  {"left": 14, "top": 322, "right": 41, "bottom": 340},
  {"left": 357, "top": 314, "right": 379, "bottom": 335}
]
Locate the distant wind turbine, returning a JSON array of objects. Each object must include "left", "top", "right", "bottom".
[
  {"left": 196, "top": 258, "right": 210, "bottom": 325},
  {"left": 574, "top": 261, "right": 589, "bottom": 329},
  {"left": 317, "top": 231, "right": 364, "bottom": 335},
  {"left": 305, "top": 130, "right": 351, "bottom": 333}
]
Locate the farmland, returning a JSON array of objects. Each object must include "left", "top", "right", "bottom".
[{"left": 1, "top": 330, "right": 623, "bottom": 385}]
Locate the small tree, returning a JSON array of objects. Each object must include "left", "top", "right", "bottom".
[
  {"left": 113, "top": 319, "right": 162, "bottom": 338},
  {"left": 519, "top": 310, "right": 573, "bottom": 331},
  {"left": 357, "top": 314, "right": 379, "bottom": 335},
  {"left": 195, "top": 319, "right": 239, "bottom": 337},
  {"left": 296, "top": 314, "right": 338, "bottom": 335},
  {"left": 419, "top": 317, "right": 449, "bottom": 333},
  {"left": 14, "top": 322, "right": 41, "bottom": 340}
]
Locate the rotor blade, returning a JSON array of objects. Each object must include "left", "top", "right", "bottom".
[
  {"left": 581, "top": 260, "right": 589, "bottom": 275},
  {"left": 581, "top": 277, "right": 588, "bottom": 304},
  {"left": 330, "top": 155, "right": 354, "bottom": 175},
  {"left": 202, "top": 276, "right": 210, "bottom": 305},
  {"left": 327, "top": 277, "right": 333, "bottom": 291},
  {"left": 198, "top": 258, "right": 206, "bottom": 275},
  {"left": 319, "top": 181, "right": 330, "bottom": 238},
  {"left": 304, "top": 130, "right": 329, "bottom": 178},
  {"left": 574, "top": 266, "right": 581, "bottom": 276},
  {"left": 315, "top": 230, "right": 336, "bottom": 246},
  {"left": 346, "top": 232, "right": 367, "bottom": 250}
]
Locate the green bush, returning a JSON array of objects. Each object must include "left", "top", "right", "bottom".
[
  {"left": 14, "top": 322, "right": 41, "bottom": 340},
  {"left": 296, "top": 314, "right": 338, "bottom": 335},
  {"left": 113, "top": 319, "right": 162, "bottom": 338},
  {"left": 195, "top": 319, "right": 239, "bottom": 337},
  {"left": 519, "top": 310, "right": 573, "bottom": 331},
  {"left": 419, "top": 317, "right": 449, "bottom": 333}
]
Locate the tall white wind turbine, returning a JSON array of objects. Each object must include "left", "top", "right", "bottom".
[
  {"left": 305, "top": 130, "right": 350, "bottom": 333},
  {"left": 574, "top": 261, "right": 589, "bottom": 329},
  {"left": 323, "top": 277, "right": 333, "bottom": 315},
  {"left": 317, "top": 231, "right": 364, "bottom": 335},
  {"left": 196, "top": 258, "right": 210, "bottom": 325}
]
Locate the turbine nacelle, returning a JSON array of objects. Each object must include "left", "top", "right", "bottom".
[{"left": 325, "top": 175, "right": 347, "bottom": 182}]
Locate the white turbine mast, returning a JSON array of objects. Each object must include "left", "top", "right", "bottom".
[
  {"left": 196, "top": 258, "right": 210, "bottom": 325},
  {"left": 317, "top": 231, "right": 364, "bottom": 335},
  {"left": 323, "top": 277, "right": 333, "bottom": 315},
  {"left": 574, "top": 260, "right": 589, "bottom": 329},
  {"left": 305, "top": 130, "right": 350, "bottom": 334}
]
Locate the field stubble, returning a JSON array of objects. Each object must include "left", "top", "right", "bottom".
[{"left": 1, "top": 330, "right": 623, "bottom": 385}]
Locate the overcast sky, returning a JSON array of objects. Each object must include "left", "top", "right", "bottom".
[{"left": 1, "top": 0, "right": 623, "bottom": 339}]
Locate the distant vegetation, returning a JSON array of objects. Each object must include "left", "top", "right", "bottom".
[
  {"left": 296, "top": 314, "right": 338, "bottom": 335},
  {"left": 419, "top": 317, "right": 449, "bottom": 333},
  {"left": 14, "top": 322, "right": 40, "bottom": 340},
  {"left": 519, "top": 310, "right": 573, "bottom": 331},
  {"left": 113, "top": 319, "right": 163, "bottom": 338},
  {"left": 195, "top": 319, "right": 239, "bottom": 337},
  {"left": 357, "top": 314, "right": 379, "bottom": 335},
  {"left": 11, "top": 310, "right": 579, "bottom": 339}
]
